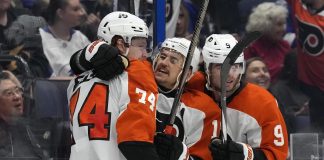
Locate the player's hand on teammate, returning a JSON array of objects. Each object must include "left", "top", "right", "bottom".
[
  {"left": 209, "top": 138, "right": 254, "bottom": 160},
  {"left": 154, "top": 133, "right": 189, "bottom": 160},
  {"left": 70, "top": 40, "right": 129, "bottom": 80}
]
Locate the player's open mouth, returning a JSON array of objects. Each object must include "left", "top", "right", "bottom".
[{"left": 156, "top": 67, "right": 169, "bottom": 75}]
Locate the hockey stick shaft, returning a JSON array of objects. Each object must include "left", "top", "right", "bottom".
[
  {"left": 220, "top": 31, "right": 262, "bottom": 142},
  {"left": 164, "top": 0, "right": 210, "bottom": 135}
]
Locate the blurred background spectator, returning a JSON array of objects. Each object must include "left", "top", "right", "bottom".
[
  {"left": 287, "top": 0, "right": 324, "bottom": 134},
  {"left": 40, "top": 0, "right": 90, "bottom": 77},
  {"left": 175, "top": 0, "right": 197, "bottom": 38},
  {"left": 0, "top": 0, "right": 30, "bottom": 46},
  {"left": 3, "top": 15, "right": 52, "bottom": 77},
  {"left": 270, "top": 50, "right": 310, "bottom": 133},
  {"left": 244, "top": 57, "right": 271, "bottom": 89},
  {"left": 244, "top": 2, "right": 291, "bottom": 83},
  {"left": 0, "top": 70, "right": 50, "bottom": 159},
  {"left": 77, "top": 2, "right": 101, "bottom": 41}
]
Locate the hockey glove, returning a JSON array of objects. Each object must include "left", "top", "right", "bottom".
[
  {"left": 209, "top": 138, "right": 254, "bottom": 160},
  {"left": 154, "top": 133, "right": 189, "bottom": 160},
  {"left": 70, "top": 40, "right": 129, "bottom": 80}
]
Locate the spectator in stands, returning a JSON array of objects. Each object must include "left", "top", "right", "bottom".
[
  {"left": 4, "top": 15, "right": 52, "bottom": 77},
  {"left": 287, "top": 0, "right": 324, "bottom": 133},
  {"left": 244, "top": 2, "right": 291, "bottom": 83},
  {"left": 40, "top": 0, "right": 90, "bottom": 77},
  {"left": 243, "top": 56, "right": 297, "bottom": 135},
  {"left": 270, "top": 51, "right": 310, "bottom": 133},
  {"left": 77, "top": 4, "right": 101, "bottom": 42},
  {"left": 0, "top": 70, "right": 49, "bottom": 159},
  {"left": 175, "top": 0, "right": 210, "bottom": 48},
  {"left": 244, "top": 57, "right": 271, "bottom": 89},
  {"left": 175, "top": 1, "right": 195, "bottom": 39},
  {"left": 0, "top": 0, "right": 30, "bottom": 46}
]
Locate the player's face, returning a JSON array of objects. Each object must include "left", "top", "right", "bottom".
[
  {"left": 154, "top": 48, "right": 184, "bottom": 89},
  {"left": 209, "top": 63, "right": 242, "bottom": 91},
  {"left": 245, "top": 60, "right": 271, "bottom": 89},
  {"left": 127, "top": 37, "right": 149, "bottom": 60},
  {"left": 0, "top": 80, "right": 24, "bottom": 121}
]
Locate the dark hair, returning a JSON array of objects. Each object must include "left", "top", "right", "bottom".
[
  {"left": 242, "top": 57, "right": 266, "bottom": 80},
  {"left": 110, "top": 35, "right": 124, "bottom": 47},
  {"left": 43, "top": 0, "right": 69, "bottom": 25},
  {"left": 245, "top": 57, "right": 266, "bottom": 71}
]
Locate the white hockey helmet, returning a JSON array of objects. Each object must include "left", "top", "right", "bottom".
[
  {"left": 160, "top": 37, "right": 201, "bottom": 74},
  {"left": 202, "top": 34, "right": 244, "bottom": 73},
  {"left": 97, "top": 11, "right": 149, "bottom": 45}
]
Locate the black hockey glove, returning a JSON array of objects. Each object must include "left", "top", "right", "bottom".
[
  {"left": 209, "top": 138, "right": 254, "bottom": 160},
  {"left": 70, "top": 40, "right": 129, "bottom": 80},
  {"left": 154, "top": 133, "right": 189, "bottom": 160}
]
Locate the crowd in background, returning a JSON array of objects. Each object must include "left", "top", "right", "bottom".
[{"left": 0, "top": 0, "right": 323, "bottom": 159}]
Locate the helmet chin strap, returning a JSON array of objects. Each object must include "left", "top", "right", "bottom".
[
  {"left": 206, "top": 72, "right": 242, "bottom": 102},
  {"left": 125, "top": 47, "right": 130, "bottom": 57},
  {"left": 158, "top": 69, "right": 183, "bottom": 94}
]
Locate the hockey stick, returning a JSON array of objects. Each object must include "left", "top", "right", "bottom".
[
  {"left": 220, "top": 31, "right": 262, "bottom": 142},
  {"left": 164, "top": 0, "right": 210, "bottom": 135}
]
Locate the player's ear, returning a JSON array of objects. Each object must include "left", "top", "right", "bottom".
[{"left": 116, "top": 39, "right": 127, "bottom": 55}]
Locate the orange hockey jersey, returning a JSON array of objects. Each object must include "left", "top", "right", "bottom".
[
  {"left": 188, "top": 73, "right": 289, "bottom": 159},
  {"left": 227, "top": 83, "right": 289, "bottom": 160}
]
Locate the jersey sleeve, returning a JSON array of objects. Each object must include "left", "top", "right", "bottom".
[{"left": 116, "top": 60, "right": 158, "bottom": 144}]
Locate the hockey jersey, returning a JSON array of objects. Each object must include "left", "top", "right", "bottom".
[
  {"left": 156, "top": 89, "right": 221, "bottom": 160},
  {"left": 67, "top": 60, "right": 158, "bottom": 160},
  {"left": 188, "top": 73, "right": 289, "bottom": 159},
  {"left": 287, "top": 0, "right": 324, "bottom": 91},
  {"left": 226, "top": 83, "right": 289, "bottom": 160}
]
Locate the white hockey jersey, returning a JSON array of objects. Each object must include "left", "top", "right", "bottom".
[{"left": 67, "top": 60, "right": 158, "bottom": 160}]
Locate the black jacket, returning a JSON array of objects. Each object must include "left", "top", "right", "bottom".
[{"left": 0, "top": 118, "right": 50, "bottom": 159}]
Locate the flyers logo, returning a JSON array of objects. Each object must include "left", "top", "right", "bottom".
[
  {"left": 297, "top": 18, "right": 324, "bottom": 56},
  {"left": 118, "top": 13, "right": 128, "bottom": 18},
  {"left": 156, "top": 108, "right": 185, "bottom": 141}
]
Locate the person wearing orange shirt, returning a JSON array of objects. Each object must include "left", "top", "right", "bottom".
[{"left": 287, "top": 0, "right": 324, "bottom": 133}]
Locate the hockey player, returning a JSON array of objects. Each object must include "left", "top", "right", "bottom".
[
  {"left": 67, "top": 11, "right": 160, "bottom": 160},
  {"left": 200, "top": 34, "right": 289, "bottom": 160},
  {"left": 70, "top": 31, "right": 222, "bottom": 159},
  {"left": 153, "top": 37, "right": 221, "bottom": 160}
]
